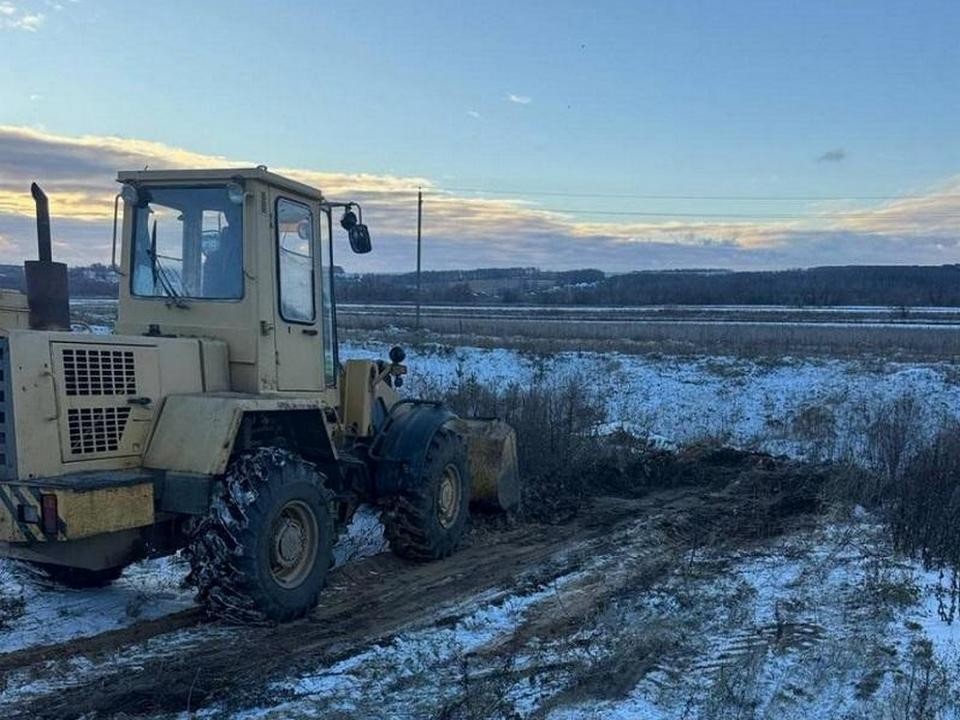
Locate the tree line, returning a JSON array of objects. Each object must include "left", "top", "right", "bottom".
[
  {"left": 338, "top": 265, "right": 960, "bottom": 307},
  {"left": 4, "top": 262, "right": 960, "bottom": 307}
]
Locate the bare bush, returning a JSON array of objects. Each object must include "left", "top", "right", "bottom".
[
  {"left": 427, "top": 372, "right": 608, "bottom": 521},
  {"left": 883, "top": 638, "right": 957, "bottom": 720},
  {"left": 866, "top": 395, "right": 925, "bottom": 496},
  {"left": 888, "top": 426, "right": 960, "bottom": 573}
]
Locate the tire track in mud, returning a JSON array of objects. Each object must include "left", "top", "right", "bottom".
[
  {"left": 0, "top": 609, "right": 203, "bottom": 676},
  {"left": 1, "top": 490, "right": 704, "bottom": 719}
]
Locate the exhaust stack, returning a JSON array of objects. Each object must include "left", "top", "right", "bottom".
[{"left": 24, "top": 183, "right": 70, "bottom": 330}]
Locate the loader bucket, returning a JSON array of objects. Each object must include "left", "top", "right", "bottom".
[{"left": 451, "top": 418, "right": 521, "bottom": 512}]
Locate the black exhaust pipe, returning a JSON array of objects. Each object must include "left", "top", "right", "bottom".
[{"left": 24, "top": 183, "right": 70, "bottom": 330}]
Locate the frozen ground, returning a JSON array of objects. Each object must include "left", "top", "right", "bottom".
[
  {"left": 198, "top": 514, "right": 960, "bottom": 719},
  {"left": 2, "top": 338, "right": 960, "bottom": 718},
  {"left": 0, "top": 556, "right": 192, "bottom": 655},
  {"left": 0, "top": 506, "right": 386, "bottom": 657}
]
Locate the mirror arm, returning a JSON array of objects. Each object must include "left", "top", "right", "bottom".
[{"left": 322, "top": 201, "right": 362, "bottom": 219}]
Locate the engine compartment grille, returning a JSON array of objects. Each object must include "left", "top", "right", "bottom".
[
  {"left": 52, "top": 342, "right": 156, "bottom": 462},
  {"left": 67, "top": 406, "right": 132, "bottom": 455},
  {"left": 62, "top": 347, "right": 137, "bottom": 396}
]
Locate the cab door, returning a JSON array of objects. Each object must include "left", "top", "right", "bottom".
[{"left": 274, "top": 195, "right": 323, "bottom": 391}]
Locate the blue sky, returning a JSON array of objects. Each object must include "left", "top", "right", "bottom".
[{"left": 1, "top": 0, "right": 959, "bottom": 271}]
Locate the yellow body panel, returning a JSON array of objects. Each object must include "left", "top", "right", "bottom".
[
  {"left": 339, "top": 359, "right": 401, "bottom": 437},
  {"left": 1, "top": 329, "right": 223, "bottom": 480},
  {"left": 144, "top": 392, "right": 339, "bottom": 476},
  {"left": 0, "top": 480, "right": 154, "bottom": 543}
]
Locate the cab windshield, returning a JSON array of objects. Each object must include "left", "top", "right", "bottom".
[{"left": 130, "top": 186, "right": 243, "bottom": 300}]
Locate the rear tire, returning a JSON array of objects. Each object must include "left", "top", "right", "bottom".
[
  {"left": 185, "top": 448, "right": 335, "bottom": 624},
  {"left": 383, "top": 427, "right": 471, "bottom": 561},
  {"left": 31, "top": 563, "right": 123, "bottom": 589}
]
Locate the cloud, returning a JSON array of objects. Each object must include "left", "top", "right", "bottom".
[
  {"left": 817, "top": 148, "right": 846, "bottom": 163},
  {"left": 467, "top": 110, "right": 481, "bottom": 119},
  {"left": 0, "top": 125, "right": 958, "bottom": 272},
  {"left": 0, "top": 2, "right": 44, "bottom": 30},
  {"left": 507, "top": 94, "right": 532, "bottom": 105}
]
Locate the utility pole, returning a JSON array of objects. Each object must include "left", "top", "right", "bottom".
[{"left": 416, "top": 187, "right": 422, "bottom": 330}]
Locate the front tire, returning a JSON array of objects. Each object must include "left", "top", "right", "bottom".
[
  {"left": 384, "top": 427, "right": 471, "bottom": 561},
  {"left": 185, "top": 448, "right": 335, "bottom": 623}
]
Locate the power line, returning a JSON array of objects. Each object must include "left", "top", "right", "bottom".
[
  {"left": 433, "top": 186, "right": 960, "bottom": 202},
  {"left": 409, "top": 185, "right": 960, "bottom": 220},
  {"left": 526, "top": 208, "right": 960, "bottom": 220}
]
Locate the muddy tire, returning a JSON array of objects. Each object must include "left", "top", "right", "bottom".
[
  {"left": 384, "top": 427, "right": 471, "bottom": 561},
  {"left": 185, "top": 448, "right": 335, "bottom": 624},
  {"left": 31, "top": 563, "right": 124, "bottom": 589}
]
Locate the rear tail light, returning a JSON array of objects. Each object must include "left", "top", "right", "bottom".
[{"left": 40, "top": 493, "right": 58, "bottom": 535}]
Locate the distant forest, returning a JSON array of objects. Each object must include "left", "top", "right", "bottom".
[
  {"left": 0, "top": 263, "right": 117, "bottom": 297},
  {"left": 338, "top": 265, "right": 960, "bottom": 307},
  {"left": 4, "top": 263, "right": 960, "bottom": 307}
]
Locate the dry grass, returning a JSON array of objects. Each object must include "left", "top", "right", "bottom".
[{"left": 341, "top": 312, "right": 960, "bottom": 360}]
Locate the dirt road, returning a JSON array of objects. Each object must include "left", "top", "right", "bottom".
[{"left": 0, "top": 449, "right": 830, "bottom": 719}]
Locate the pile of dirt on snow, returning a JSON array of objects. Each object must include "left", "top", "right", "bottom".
[{"left": 525, "top": 440, "right": 845, "bottom": 536}]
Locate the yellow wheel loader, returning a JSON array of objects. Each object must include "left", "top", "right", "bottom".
[{"left": 0, "top": 169, "right": 519, "bottom": 622}]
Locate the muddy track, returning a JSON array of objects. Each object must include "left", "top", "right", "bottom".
[
  {"left": 1, "top": 489, "right": 707, "bottom": 720},
  {"left": 0, "top": 609, "right": 204, "bottom": 676}
]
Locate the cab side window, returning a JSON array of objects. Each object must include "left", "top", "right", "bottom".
[{"left": 276, "top": 198, "right": 316, "bottom": 323}]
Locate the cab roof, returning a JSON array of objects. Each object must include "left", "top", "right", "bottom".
[{"left": 116, "top": 167, "right": 324, "bottom": 202}]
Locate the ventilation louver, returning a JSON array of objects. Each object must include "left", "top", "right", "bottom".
[
  {"left": 53, "top": 343, "right": 150, "bottom": 461},
  {"left": 62, "top": 348, "right": 137, "bottom": 396},
  {"left": 66, "top": 406, "right": 132, "bottom": 455}
]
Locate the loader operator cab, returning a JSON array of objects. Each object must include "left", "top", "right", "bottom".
[{"left": 114, "top": 167, "right": 369, "bottom": 395}]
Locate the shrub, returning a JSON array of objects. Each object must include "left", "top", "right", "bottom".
[
  {"left": 433, "top": 373, "right": 608, "bottom": 521},
  {"left": 887, "top": 425, "right": 960, "bottom": 572}
]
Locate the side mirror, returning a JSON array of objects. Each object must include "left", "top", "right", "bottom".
[
  {"left": 348, "top": 224, "right": 372, "bottom": 254},
  {"left": 340, "top": 208, "right": 371, "bottom": 254}
]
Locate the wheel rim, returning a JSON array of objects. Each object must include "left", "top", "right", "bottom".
[
  {"left": 269, "top": 500, "right": 319, "bottom": 589},
  {"left": 437, "top": 463, "right": 463, "bottom": 529}
]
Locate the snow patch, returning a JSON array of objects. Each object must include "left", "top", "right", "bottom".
[
  {"left": 0, "top": 554, "right": 192, "bottom": 654},
  {"left": 332, "top": 505, "right": 388, "bottom": 567}
]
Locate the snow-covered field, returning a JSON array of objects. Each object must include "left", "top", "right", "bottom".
[{"left": 344, "top": 339, "right": 960, "bottom": 462}]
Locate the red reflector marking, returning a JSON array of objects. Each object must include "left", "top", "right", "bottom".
[{"left": 41, "top": 493, "right": 58, "bottom": 535}]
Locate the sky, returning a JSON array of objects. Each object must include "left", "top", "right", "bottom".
[{"left": 0, "top": 0, "right": 959, "bottom": 272}]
